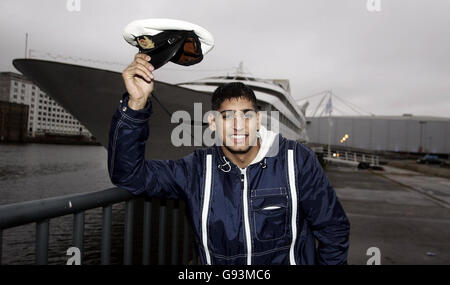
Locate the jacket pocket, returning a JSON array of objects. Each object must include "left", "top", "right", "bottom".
[{"left": 250, "top": 187, "right": 288, "bottom": 242}]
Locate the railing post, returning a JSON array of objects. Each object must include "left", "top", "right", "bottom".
[
  {"left": 182, "top": 216, "right": 190, "bottom": 265},
  {"left": 171, "top": 200, "right": 180, "bottom": 265},
  {"left": 73, "top": 211, "right": 85, "bottom": 264},
  {"left": 142, "top": 199, "right": 152, "bottom": 265},
  {"left": 0, "top": 229, "right": 3, "bottom": 265},
  {"left": 36, "top": 219, "right": 49, "bottom": 265},
  {"left": 101, "top": 205, "right": 112, "bottom": 265},
  {"left": 124, "top": 199, "right": 134, "bottom": 265},
  {"left": 192, "top": 244, "right": 198, "bottom": 265},
  {"left": 158, "top": 199, "right": 167, "bottom": 265}
]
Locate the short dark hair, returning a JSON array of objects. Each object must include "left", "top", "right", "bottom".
[{"left": 211, "top": 82, "right": 257, "bottom": 110}]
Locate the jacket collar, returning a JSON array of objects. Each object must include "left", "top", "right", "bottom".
[
  {"left": 214, "top": 125, "right": 281, "bottom": 172},
  {"left": 249, "top": 125, "right": 280, "bottom": 165}
]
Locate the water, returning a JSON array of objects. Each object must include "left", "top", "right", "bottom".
[
  {"left": 0, "top": 143, "right": 126, "bottom": 265},
  {"left": 0, "top": 143, "right": 113, "bottom": 205}
]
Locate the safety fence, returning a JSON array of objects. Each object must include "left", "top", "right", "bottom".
[{"left": 0, "top": 187, "right": 198, "bottom": 265}]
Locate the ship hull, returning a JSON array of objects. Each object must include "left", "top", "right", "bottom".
[{"left": 13, "top": 59, "right": 211, "bottom": 160}]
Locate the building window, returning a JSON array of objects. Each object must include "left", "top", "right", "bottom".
[
  {"left": 14, "top": 88, "right": 18, "bottom": 92},
  {"left": 13, "top": 95, "right": 17, "bottom": 99},
  {"left": 14, "top": 82, "right": 18, "bottom": 86}
]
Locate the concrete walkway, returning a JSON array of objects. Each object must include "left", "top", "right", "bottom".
[{"left": 326, "top": 165, "right": 450, "bottom": 265}]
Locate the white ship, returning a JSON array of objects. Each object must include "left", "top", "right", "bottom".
[
  {"left": 12, "top": 59, "right": 308, "bottom": 160},
  {"left": 177, "top": 63, "right": 308, "bottom": 143}
]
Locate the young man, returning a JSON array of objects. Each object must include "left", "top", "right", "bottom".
[{"left": 108, "top": 53, "right": 350, "bottom": 265}]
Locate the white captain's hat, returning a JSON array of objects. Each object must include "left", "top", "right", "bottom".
[{"left": 123, "top": 18, "right": 215, "bottom": 69}]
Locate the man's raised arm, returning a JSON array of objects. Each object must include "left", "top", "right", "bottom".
[{"left": 107, "top": 53, "right": 190, "bottom": 200}]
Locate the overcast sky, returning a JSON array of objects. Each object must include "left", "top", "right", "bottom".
[{"left": 0, "top": 0, "right": 449, "bottom": 117}]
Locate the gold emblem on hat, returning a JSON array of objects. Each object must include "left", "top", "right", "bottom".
[{"left": 137, "top": 36, "right": 155, "bottom": 49}]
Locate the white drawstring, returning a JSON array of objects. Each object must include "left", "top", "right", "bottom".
[{"left": 218, "top": 156, "right": 231, "bottom": 172}]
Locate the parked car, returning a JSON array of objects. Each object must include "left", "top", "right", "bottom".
[{"left": 416, "top": 154, "right": 443, "bottom": 165}]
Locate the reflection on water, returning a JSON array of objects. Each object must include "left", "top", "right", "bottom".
[{"left": 0, "top": 143, "right": 123, "bottom": 265}]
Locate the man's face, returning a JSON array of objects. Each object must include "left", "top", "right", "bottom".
[{"left": 209, "top": 97, "right": 261, "bottom": 154}]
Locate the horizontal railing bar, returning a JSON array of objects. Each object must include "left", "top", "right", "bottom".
[{"left": 0, "top": 187, "right": 133, "bottom": 229}]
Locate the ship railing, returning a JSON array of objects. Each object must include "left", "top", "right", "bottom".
[{"left": 0, "top": 187, "right": 197, "bottom": 265}]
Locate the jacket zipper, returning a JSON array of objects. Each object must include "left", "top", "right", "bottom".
[{"left": 240, "top": 168, "right": 252, "bottom": 265}]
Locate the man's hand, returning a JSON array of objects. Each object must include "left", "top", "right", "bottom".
[{"left": 122, "top": 53, "right": 155, "bottom": 110}]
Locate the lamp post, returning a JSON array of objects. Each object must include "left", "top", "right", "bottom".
[{"left": 419, "top": 121, "right": 426, "bottom": 153}]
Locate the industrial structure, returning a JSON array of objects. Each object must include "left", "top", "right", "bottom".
[
  {"left": 298, "top": 90, "right": 450, "bottom": 155},
  {"left": 306, "top": 115, "right": 450, "bottom": 155},
  {"left": 0, "top": 72, "right": 92, "bottom": 139}
]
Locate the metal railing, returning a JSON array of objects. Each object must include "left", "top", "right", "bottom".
[
  {"left": 0, "top": 187, "right": 198, "bottom": 265},
  {"left": 325, "top": 149, "right": 380, "bottom": 166}
]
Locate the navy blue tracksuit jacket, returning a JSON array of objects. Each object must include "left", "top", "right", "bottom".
[{"left": 108, "top": 93, "right": 350, "bottom": 265}]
